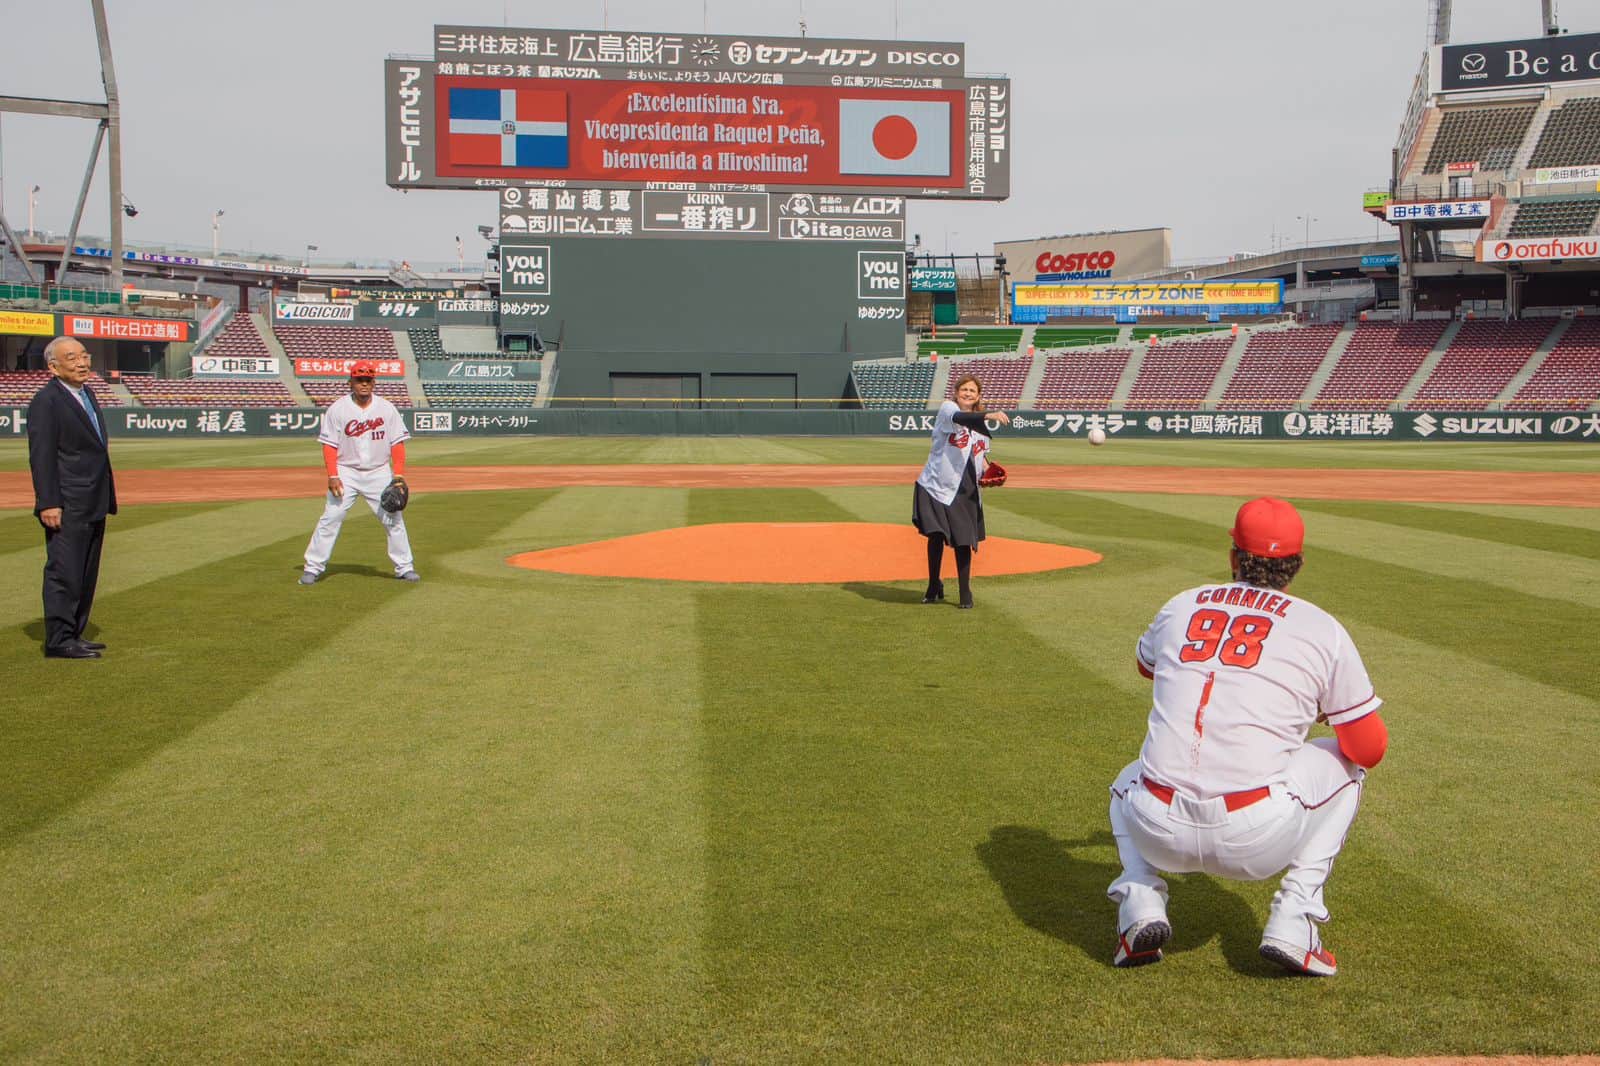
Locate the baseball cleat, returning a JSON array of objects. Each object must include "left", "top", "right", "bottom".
[
  {"left": 398, "top": 571, "right": 421, "bottom": 582},
  {"left": 1113, "top": 917, "right": 1171, "bottom": 968},
  {"left": 1259, "top": 936, "right": 1337, "bottom": 976},
  {"left": 298, "top": 571, "right": 318, "bottom": 585}
]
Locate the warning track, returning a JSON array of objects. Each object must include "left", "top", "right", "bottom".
[{"left": 2, "top": 464, "right": 1596, "bottom": 509}]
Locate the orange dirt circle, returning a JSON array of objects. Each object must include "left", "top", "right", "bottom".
[{"left": 506, "top": 522, "right": 1102, "bottom": 583}]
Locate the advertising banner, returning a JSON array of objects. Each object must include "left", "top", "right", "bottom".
[
  {"left": 1477, "top": 235, "right": 1600, "bottom": 262},
  {"left": 8, "top": 406, "right": 1597, "bottom": 441},
  {"left": 357, "top": 301, "right": 437, "bottom": 324},
  {"left": 418, "top": 358, "right": 541, "bottom": 381},
  {"left": 63, "top": 314, "right": 192, "bottom": 342},
  {"left": 1385, "top": 200, "right": 1490, "bottom": 222},
  {"left": 909, "top": 265, "right": 957, "bottom": 291},
  {"left": 191, "top": 355, "right": 280, "bottom": 377},
  {"left": 1013, "top": 281, "right": 1283, "bottom": 309},
  {"left": 995, "top": 229, "right": 1171, "bottom": 283},
  {"left": 1437, "top": 31, "right": 1600, "bottom": 92},
  {"left": 433, "top": 26, "right": 965, "bottom": 79},
  {"left": 293, "top": 358, "right": 405, "bottom": 377},
  {"left": 1361, "top": 254, "right": 1401, "bottom": 268},
  {"left": 1530, "top": 165, "right": 1600, "bottom": 185},
  {"left": 1362, "top": 192, "right": 1391, "bottom": 209},
  {"left": 435, "top": 77, "right": 966, "bottom": 191},
  {"left": 274, "top": 301, "right": 356, "bottom": 323},
  {"left": 0, "top": 310, "right": 55, "bottom": 337}
]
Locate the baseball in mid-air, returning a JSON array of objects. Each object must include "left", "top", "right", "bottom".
[{"left": 1088, "top": 428, "right": 1107, "bottom": 446}]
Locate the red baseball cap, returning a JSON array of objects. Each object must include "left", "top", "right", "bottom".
[
  {"left": 349, "top": 360, "right": 378, "bottom": 378},
  {"left": 1230, "top": 497, "right": 1304, "bottom": 558}
]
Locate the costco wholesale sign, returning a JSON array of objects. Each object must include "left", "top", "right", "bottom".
[
  {"left": 386, "top": 26, "right": 1010, "bottom": 199},
  {"left": 1478, "top": 236, "right": 1600, "bottom": 263},
  {"left": 994, "top": 229, "right": 1171, "bottom": 283}
]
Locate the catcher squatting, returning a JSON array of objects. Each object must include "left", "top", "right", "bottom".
[{"left": 299, "top": 361, "right": 417, "bottom": 585}]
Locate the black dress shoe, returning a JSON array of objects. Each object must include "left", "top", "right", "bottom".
[
  {"left": 77, "top": 639, "right": 107, "bottom": 651},
  {"left": 958, "top": 595, "right": 974, "bottom": 609},
  {"left": 45, "top": 643, "right": 101, "bottom": 659},
  {"left": 921, "top": 582, "right": 945, "bottom": 604}
]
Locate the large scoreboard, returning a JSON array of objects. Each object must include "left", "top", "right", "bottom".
[{"left": 386, "top": 26, "right": 1010, "bottom": 200}]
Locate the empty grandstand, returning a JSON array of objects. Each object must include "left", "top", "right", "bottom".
[
  {"left": 1123, "top": 335, "right": 1233, "bottom": 409},
  {"left": 422, "top": 381, "right": 539, "bottom": 407},
  {"left": 917, "top": 327, "right": 1023, "bottom": 358},
  {"left": 122, "top": 376, "right": 295, "bottom": 408},
  {"left": 1507, "top": 319, "right": 1600, "bottom": 410},
  {"left": 0, "top": 370, "right": 124, "bottom": 407},
  {"left": 274, "top": 326, "right": 398, "bottom": 360},
  {"left": 1217, "top": 326, "right": 1341, "bottom": 409},
  {"left": 851, "top": 359, "right": 936, "bottom": 409},
  {"left": 1410, "top": 319, "right": 1555, "bottom": 409},
  {"left": 201, "top": 313, "right": 271, "bottom": 360},
  {"left": 301, "top": 380, "right": 413, "bottom": 407},
  {"left": 942, "top": 354, "right": 1029, "bottom": 408},
  {"left": 1421, "top": 104, "right": 1538, "bottom": 173},
  {"left": 1526, "top": 96, "right": 1600, "bottom": 169},
  {"left": 1034, "top": 348, "right": 1131, "bottom": 410},
  {"left": 1311, "top": 322, "right": 1447, "bottom": 409},
  {"left": 1506, "top": 198, "right": 1600, "bottom": 238}
]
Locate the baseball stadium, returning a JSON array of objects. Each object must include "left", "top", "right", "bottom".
[{"left": 2, "top": 1, "right": 1599, "bottom": 1063}]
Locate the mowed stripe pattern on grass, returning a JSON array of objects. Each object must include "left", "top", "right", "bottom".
[{"left": 1, "top": 478, "right": 1597, "bottom": 1060}]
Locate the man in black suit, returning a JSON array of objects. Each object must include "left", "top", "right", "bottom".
[{"left": 28, "top": 336, "right": 116, "bottom": 659}]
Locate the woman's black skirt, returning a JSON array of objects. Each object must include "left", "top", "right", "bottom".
[{"left": 912, "top": 462, "right": 986, "bottom": 548}]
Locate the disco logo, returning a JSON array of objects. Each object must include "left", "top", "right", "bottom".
[
  {"left": 1413, "top": 413, "right": 1438, "bottom": 437},
  {"left": 1282, "top": 411, "right": 1308, "bottom": 438},
  {"left": 1493, "top": 241, "right": 1513, "bottom": 260},
  {"left": 1461, "top": 53, "right": 1487, "bottom": 74}
]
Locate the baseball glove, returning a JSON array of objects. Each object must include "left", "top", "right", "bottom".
[
  {"left": 979, "top": 461, "right": 1007, "bottom": 488},
  {"left": 380, "top": 476, "right": 410, "bottom": 513}
]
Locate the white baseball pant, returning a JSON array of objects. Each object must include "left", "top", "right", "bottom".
[
  {"left": 302, "top": 464, "right": 415, "bottom": 578},
  {"left": 1106, "top": 738, "right": 1364, "bottom": 948}
]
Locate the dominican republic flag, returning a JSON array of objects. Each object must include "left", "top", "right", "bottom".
[
  {"left": 447, "top": 88, "right": 568, "bottom": 168},
  {"left": 837, "top": 99, "right": 950, "bottom": 177}
]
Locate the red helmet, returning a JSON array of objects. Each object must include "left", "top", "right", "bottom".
[{"left": 349, "top": 359, "right": 379, "bottom": 378}]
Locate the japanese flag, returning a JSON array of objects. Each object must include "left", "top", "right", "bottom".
[{"left": 838, "top": 99, "right": 951, "bottom": 177}]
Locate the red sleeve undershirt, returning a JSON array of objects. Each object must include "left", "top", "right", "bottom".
[
  {"left": 1333, "top": 712, "right": 1388, "bottom": 768},
  {"left": 390, "top": 441, "right": 406, "bottom": 475}
]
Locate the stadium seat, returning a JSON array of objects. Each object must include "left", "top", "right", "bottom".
[
  {"left": 1507, "top": 319, "right": 1600, "bottom": 410},
  {"left": 1409, "top": 320, "right": 1556, "bottom": 410},
  {"left": 1310, "top": 322, "right": 1447, "bottom": 409},
  {"left": 1123, "top": 336, "right": 1232, "bottom": 409},
  {"left": 850, "top": 360, "right": 936, "bottom": 408},
  {"left": 1217, "top": 326, "right": 1340, "bottom": 409},
  {"left": 1034, "top": 348, "right": 1131, "bottom": 409}
]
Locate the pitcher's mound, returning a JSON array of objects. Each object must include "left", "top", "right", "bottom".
[{"left": 507, "top": 522, "right": 1101, "bottom": 583}]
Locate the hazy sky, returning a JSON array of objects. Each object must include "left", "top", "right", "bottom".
[{"left": 2, "top": 0, "right": 1592, "bottom": 268}]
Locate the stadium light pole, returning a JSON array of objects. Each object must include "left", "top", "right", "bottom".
[
  {"left": 1298, "top": 214, "right": 1317, "bottom": 248},
  {"left": 211, "top": 209, "right": 224, "bottom": 258},
  {"left": 28, "top": 184, "right": 39, "bottom": 237},
  {"left": 303, "top": 243, "right": 318, "bottom": 268}
]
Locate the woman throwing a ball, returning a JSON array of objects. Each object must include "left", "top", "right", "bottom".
[{"left": 912, "top": 374, "right": 1009, "bottom": 609}]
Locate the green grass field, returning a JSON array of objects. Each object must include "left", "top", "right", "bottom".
[{"left": 3, "top": 437, "right": 1598, "bottom": 1062}]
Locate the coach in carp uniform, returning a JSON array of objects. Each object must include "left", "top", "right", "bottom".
[{"left": 28, "top": 337, "right": 117, "bottom": 659}]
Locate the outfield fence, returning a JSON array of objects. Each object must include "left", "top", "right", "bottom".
[{"left": 4, "top": 406, "right": 1600, "bottom": 442}]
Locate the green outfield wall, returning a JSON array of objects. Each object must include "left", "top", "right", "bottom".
[{"left": 4, "top": 407, "right": 1599, "bottom": 442}]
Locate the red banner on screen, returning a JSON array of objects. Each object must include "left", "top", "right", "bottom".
[
  {"left": 294, "top": 358, "right": 405, "bottom": 377},
  {"left": 434, "top": 76, "right": 965, "bottom": 190},
  {"left": 64, "top": 314, "right": 192, "bottom": 342}
]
